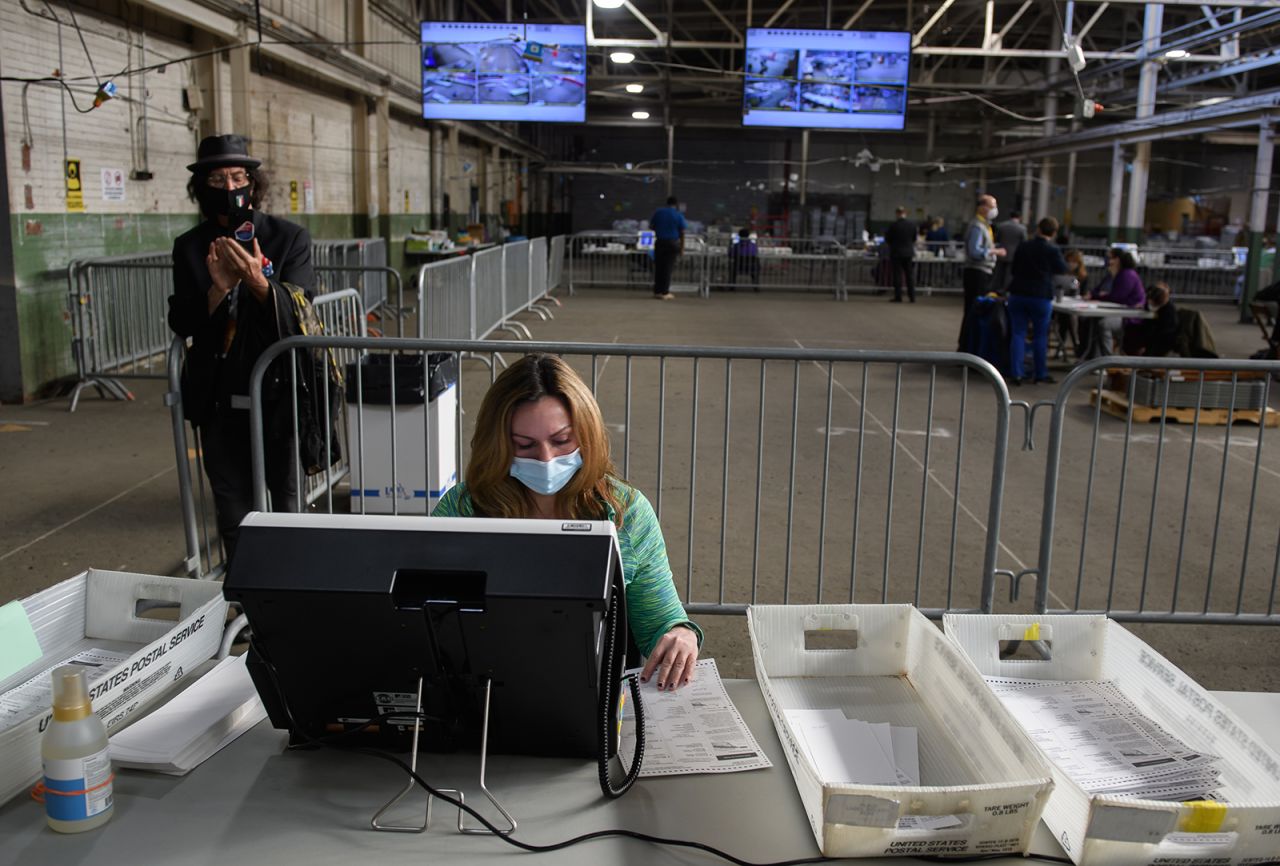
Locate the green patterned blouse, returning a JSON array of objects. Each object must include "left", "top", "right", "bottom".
[{"left": 431, "top": 479, "right": 702, "bottom": 656}]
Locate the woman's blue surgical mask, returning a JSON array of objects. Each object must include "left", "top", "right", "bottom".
[{"left": 510, "top": 449, "right": 583, "bottom": 496}]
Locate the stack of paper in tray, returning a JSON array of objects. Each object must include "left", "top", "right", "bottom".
[
  {"left": 783, "top": 708, "right": 920, "bottom": 786},
  {"left": 984, "top": 678, "right": 1222, "bottom": 801},
  {"left": 108, "top": 653, "right": 265, "bottom": 775}
]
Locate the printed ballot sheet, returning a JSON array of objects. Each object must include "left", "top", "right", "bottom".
[
  {"left": 784, "top": 708, "right": 921, "bottom": 786},
  {"left": 0, "top": 648, "right": 131, "bottom": 732},
  {"left": 621, "top": 658, "right": 772, "bottom": 777},
  {"left": 984, "top": 677, "right": 1221, "bottom": 801}
]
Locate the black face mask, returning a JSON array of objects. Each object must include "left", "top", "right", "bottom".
[{"left": 197, "top": 184, "right": 253, "bottom": 225}]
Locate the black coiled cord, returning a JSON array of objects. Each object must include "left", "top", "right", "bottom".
[{"left": 598, "top": 566, "right": 643, "bottom": 798}]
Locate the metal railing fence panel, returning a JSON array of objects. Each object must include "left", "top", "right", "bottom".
[
  {"left": 249, "top": 337, "right": 1011, "bottom": 619},
  {"left": 704, "top": 237, "right": 847, "bottom": 297},
  {"left": 472, "top": 248, "right": 506, "bottom": 339},
  {"left": 548, "top": 235, "right": 566, "bottom": 293},
  {"left": 68, "top": 238, "right": 389, "bottom": 410},
  {"left": 529, "top": 237, "right": 548, "bottom": 305},
  {"left": 166, "top": 336, "right": 226, "bottom": 580},
  {"left": 502, "top": 240, "right": 532, "bottom": 320},
  {"left": 1029, "top": 355, "right": 1280, "bottom": 624},
  {"left": 416, "top": 257, "right": 473, "bottom": 340}
]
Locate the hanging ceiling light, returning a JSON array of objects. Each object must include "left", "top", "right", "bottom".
[
  {"left": 593, "top": 0, "right": 625, "bottom": 8},
  {"left": 610, "top": 51, "right": 636, "bottom": 64},
  {"left": 632, "top": 110, "right": 650, "bottom": 120},
  {"left": 1164, "top": 48, "right": 1189, "bottom": 60},
  {"left": 625, "top": 83, "right": 644, "bottom": 94}
]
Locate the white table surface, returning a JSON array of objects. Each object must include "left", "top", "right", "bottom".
[
  {"left": 1053, "top": 298, "right": 1155, "bottom": 319},
  {"left": 0, "top": 682, "right": 1274, "bottom": 866}
]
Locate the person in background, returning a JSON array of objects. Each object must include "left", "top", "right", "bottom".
[
  {"left": 991, "top": 210, "right": 1027, "bottom": 292},
  {"left": 1052, "top": 248, "right": 1089, "bottom": 357},
  {"left": 925, "top": 217, "right": 949, "bottom": 254},
  {"left": 649, "top": 195, "right": 686, "bottom": 300},
  {"left": 432, "top": 353, "right": 702, "bottom": 691},
  {"left": 958, "top": 194, "right": 1006, "bottom": 351},
  {"left": 1007, "top": 217, "right": 1068, "bottom": 386},
  {"left": 728, "top": 227, "right": 761, "bottom": 290},
  {"left": 1126, "top": 282, "right": 1177, "bottom": 356},
  {"left": 884, "top": 206, "right": 918, "bottom": 303},
  {"left": 168, "top": 134, "right": 314, "bottom": 564},
  {"left": 1091, "top": 247, "right": 1146, "bottom": 355}
]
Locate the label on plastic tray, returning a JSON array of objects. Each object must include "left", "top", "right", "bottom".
[
  {"left": 825, "top": 793, "right": 899, "bottom": 828},
  {"left": 1088, "top": 803, "right": 1177, "bottom": 843}
]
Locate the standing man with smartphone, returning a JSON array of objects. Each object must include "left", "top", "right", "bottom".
[
  {"left": 168, "top": 134, "right": 314, "bottom": 564},
  {"left": 650, "top": 195, "right": 686, "bottom": 300}
]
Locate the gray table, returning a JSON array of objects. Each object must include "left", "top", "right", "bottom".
[{"left": 1, "top": 682, "right": 1274, "bottom": 866}]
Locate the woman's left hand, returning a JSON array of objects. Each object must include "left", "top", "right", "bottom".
[{"left": 640, "top": 625, "right": 699, "bottom": 691}]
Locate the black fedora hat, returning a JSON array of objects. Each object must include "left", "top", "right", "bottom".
[{"left": 187, "top": 134, "right": 262, "bottom": 172}]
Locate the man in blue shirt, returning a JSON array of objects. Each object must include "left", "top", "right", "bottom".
[{"left": 649, "top": 196, "right": 687, "bottom": 299}]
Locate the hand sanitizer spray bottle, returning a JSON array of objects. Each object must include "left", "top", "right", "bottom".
[{"left": 41, "top": 666, "right": 114, "bottom": 832}]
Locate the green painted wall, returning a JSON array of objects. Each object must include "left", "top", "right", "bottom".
[{"left": 10, "top": 212, "right": 199, "bottom": 398}]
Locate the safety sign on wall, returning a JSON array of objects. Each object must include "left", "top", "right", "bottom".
[
  {"left": 101, "top": 168, "right": 126, "bottom": 203},
  {"left": 65, "top": 159, "right": 85, "bottom": 212},
  {"left": 303, "top": 179, "right": 315, "bottom": 214},
  {"left": 289, "top": 180, "right": 299, "bottom": 213}
]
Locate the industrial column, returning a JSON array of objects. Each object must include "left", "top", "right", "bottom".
[
  {"left": 1124, "top": 3, "right": 1163, "bottom": 242},
  {"left": 1241, "top": 120, "right": 1275, "bottom": 319},
  {"left": 1107, "top": 142, "right": 1125, "bottom": 243}
]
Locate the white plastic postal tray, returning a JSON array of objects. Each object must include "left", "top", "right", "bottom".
[
  {"left": 0, "top": 570, "right": 227, "bottom": 806},
  {"left": 945, "top": 614, "right": 1280, "bottom": 866},
  {"left": 748, "top": 604, "right": 1054, "bottom": 858}
]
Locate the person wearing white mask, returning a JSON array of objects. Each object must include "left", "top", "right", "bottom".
[
  {"left": 432, "top": 353, "right": 701, "bottom": 691},
  {"left": 957, "top": 193, "right": 1006, "bottom": 351}
]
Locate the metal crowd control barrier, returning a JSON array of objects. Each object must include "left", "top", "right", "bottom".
[
  {"left": 548, "top": 235, "right": 567, "bottom": 294},
  {"left": 1058, "top": 243, "right": 1243, "bottom": 300},
  {"left": 67, "top": 256, "right": 172, "bottom": 411},
  {"left": 1022, "top": 355, "right": 1280, "bottom": 624},
  {"left": 414, "top": 236, "right": 563, "bottom": 341},
  {"left": 312, "top": 237, "right": 389, "bottom": 312},
  {"left": 568, "top": 232, "right": 710, "bottom": 297},
  {"left": 703, "top": 237, "right": 847, "bottom": 298},
  {"left": 250, "top": 337, "right": 1011, "bottom": 617},
  {"left": 68, "top": 238, "right": 390, "bottom": 410},
  {"left": 168, "top": 289, "right": 368, "bottom": 579}
]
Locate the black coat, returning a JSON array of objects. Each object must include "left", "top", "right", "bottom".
[
  {"left": 884, "top": 217, "right": 918, "bottom": 259},
  {"left": 168, "top": 210, "right": 313, "bottom": 426},
  {"left": 1008, "top": 236, "right": 1068, "bottom": 299}
]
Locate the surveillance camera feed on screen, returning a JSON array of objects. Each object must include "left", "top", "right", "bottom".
[
  {"left": 743, "top": 28, "right": 910, "bottom": 130},
  {"left": 421, "top": 21, "right": 586, "bottom": 123}
]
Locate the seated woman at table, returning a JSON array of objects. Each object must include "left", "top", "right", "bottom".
[
  {"left": 432, "top": 353, "right": 702, "bottom": 691},
  {"left": 1123, "top": 282, "right": 1178, "bottom": 356},
  {"left": 1090, "top": 247, "right": 1146, "bottom": 355}
]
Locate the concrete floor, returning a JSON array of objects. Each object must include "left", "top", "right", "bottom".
[{"left": 3, "top": 287, "right": 1277, "bottom": 692}]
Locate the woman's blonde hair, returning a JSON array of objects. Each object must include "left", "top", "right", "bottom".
[{"left": 465, "top": 353, "right": 624, "bottom": 525}]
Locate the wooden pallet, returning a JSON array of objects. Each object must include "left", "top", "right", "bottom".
[{"left": 1090, "top": 389, "right": 1280, "bottom": 426}]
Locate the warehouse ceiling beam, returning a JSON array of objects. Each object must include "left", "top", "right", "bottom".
[
  {"left": 913, "top": 0, "right": 957, "bottom": 49},
  {"left": 952, "top": 88, "right": 1280, "bottom": 162},
  {"left": 763, "top": 0, "right": 799, "bottom": 29},
  {"left": 841, "top": 0, "right": 875, "bottom": 30},
  {"left": 699, "top": 0, "right": 741, "bottom": 41}
]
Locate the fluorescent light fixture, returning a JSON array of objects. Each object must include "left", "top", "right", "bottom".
[
  {"left": 1197, "top": 96, "right": 1230, "bottom": 106},
  {"left": 593, "top": 0, "right": 625, "bottom": 7},
  {"left": 1164, "top": 48, "right": 1189, "bottom": 60},
  {"left": 625, "top": 83, "right": 644, "bottom": 94},
  {"left": 632, "top": 110, "right": 650, "bottom": 119},
  {"left": 610, "top": 51, "right": 636, "bottom": 64}
]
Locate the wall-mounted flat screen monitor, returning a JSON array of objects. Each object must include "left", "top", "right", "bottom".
[
  {"left": 421, "top": 21, "right": 587, "bottom": 123},
  {"left": 742, "top": 28, "right": 910, "bottom": 130}
]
